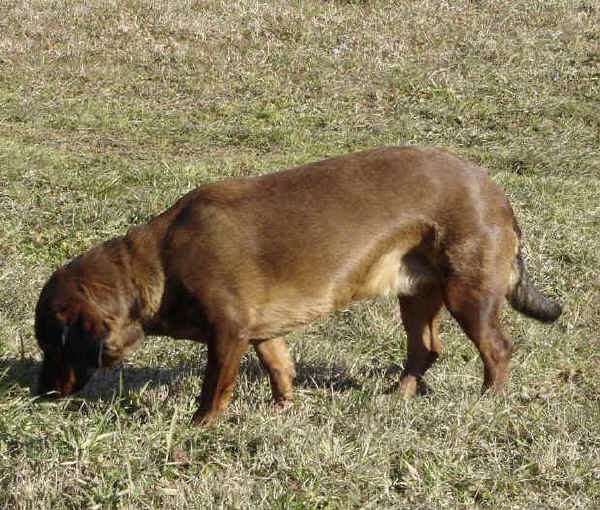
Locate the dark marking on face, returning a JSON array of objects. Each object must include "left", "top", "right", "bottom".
[{"left": 35, "top": 296, "right": 106, "bottom": 398}]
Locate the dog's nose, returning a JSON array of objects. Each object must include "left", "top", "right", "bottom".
[
  {"left": 32, "top": 374, "right": 60, "bottom": 399},
  {"left": 33, "top": 384, "right": 50, "bottom": 398}
]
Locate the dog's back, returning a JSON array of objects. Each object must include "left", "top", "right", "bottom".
[{"left": 157, "top": 146, "right": 518, "bottom": 338}]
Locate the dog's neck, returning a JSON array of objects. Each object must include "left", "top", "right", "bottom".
[{"left": 123, "top": 225, "right": 166, "bottom": 326}]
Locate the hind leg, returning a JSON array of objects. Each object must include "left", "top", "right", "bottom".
[
  {"left": 395, "top": 287, "right": 444, "bottom": 399},
  {"left": 444, "top": 279, "right": 514, "bottom": 393},
  {"left": 253, "top": 336, "right": 296, "bottom": 410}
]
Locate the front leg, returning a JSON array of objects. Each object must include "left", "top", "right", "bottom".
[{"left": 191, "top": 323, "right": 249, "bottom": 426}]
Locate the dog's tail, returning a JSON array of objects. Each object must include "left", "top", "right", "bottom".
[{"left": 506, "top": 241, "right": 562, "bottom": 323}]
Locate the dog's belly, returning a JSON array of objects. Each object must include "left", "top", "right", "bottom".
[
  {"left": 354, "top": 249, "right": 436, "bottom": 300},
  {"left": 247, "top": 250, "right": 437, "bottom": 339}
]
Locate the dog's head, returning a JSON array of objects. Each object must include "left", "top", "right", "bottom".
[
  {"left": 34, "top": 267, "right": 110, "bottom": 397},
  {"left": 34, "top": 243, "right": 145, "bottom": 398}
]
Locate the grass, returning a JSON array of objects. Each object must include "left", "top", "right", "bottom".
[{"left": 1, "top": 0, "right": 599, "bottom": 508}]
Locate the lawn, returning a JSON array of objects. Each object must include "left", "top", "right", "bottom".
[{"left": 0, "top": 0, "right": 599, "bottom": 508}]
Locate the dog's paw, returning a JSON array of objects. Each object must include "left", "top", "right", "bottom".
[
  {"left": 271, "top": 398, "right": 294, "bottom": 414},
  {"left": 384, "top": 375, "right": 423, "bottom": 399}
]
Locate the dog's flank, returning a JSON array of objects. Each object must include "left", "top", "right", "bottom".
[{"left": 34, "top": 146, "right": 562, "bottom": 425}]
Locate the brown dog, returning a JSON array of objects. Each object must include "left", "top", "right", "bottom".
[{"left": 35, "top": 146, "right": 561, "bottom": 425}]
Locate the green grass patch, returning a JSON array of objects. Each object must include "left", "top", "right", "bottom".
[{"left": 1, "top": 0, "right": 599, "bottom": 508}]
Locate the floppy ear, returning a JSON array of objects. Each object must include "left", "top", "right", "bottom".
[{"left": 63, "top": 317, "right": 105, "bottom": 369}]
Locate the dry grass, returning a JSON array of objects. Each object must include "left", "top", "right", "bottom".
[{"left": 1, "top": 0, "right": 599, "bottom": 508}]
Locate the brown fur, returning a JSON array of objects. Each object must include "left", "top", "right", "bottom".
[{"left": 34, "top": 146, "right": 561, "bottom": 424}]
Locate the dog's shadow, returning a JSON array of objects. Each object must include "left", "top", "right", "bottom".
[{"left": 0, "top": 356, "right": 365, "bottom": 402}]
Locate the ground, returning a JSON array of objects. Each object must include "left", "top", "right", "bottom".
[{"left": 0, "top": 0, "right": 599, "bottom": 508}]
